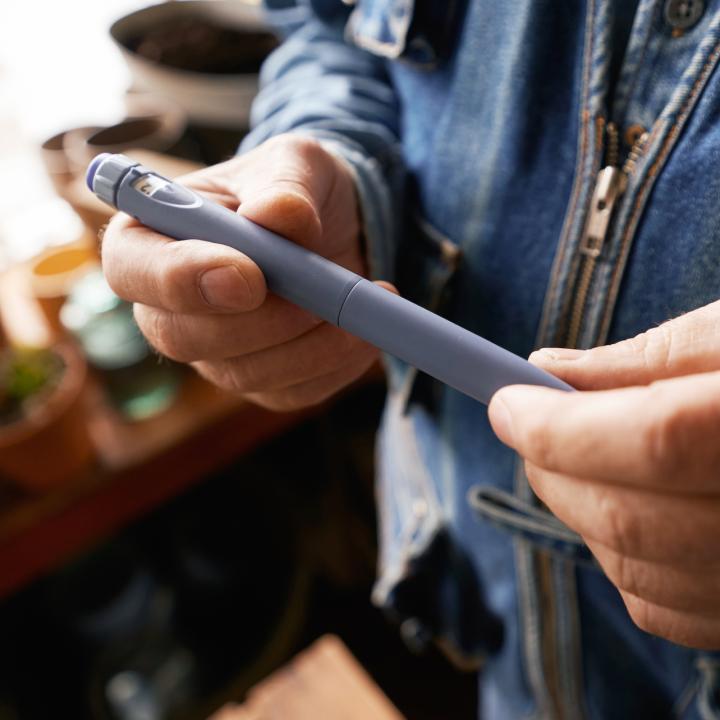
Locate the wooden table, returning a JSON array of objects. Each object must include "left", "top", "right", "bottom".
[
  {"left": 0, "top": 259, "right": 322, "bottom": 599},
  {"left": 212, "top": 635, "right": 404, "bottom": 720},
  {"left": 0, "top": 370, "right": 316, "bottom": 599}
]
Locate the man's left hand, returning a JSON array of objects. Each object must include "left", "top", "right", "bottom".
[{"left": 488, "top": 301, "right": 720, "bottom": 648}]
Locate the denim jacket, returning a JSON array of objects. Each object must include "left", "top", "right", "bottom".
[{"left": 242, "top": 1, "right": 720, "bottom": 717}]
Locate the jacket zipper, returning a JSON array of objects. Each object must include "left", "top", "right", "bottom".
[
  {"left": 536, "top": 121, "right": 648, "bottom": 720},
  {"left": 564, "top": 122, "right": 648, "bottom": 347}
]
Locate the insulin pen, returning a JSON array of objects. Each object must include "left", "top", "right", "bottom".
[{"left": 86, "top": 153, "right": 573, "bottom": 405}]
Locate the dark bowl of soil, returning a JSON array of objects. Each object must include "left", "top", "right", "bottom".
[{"left": 110, "top": 1, "right": 279, "bottom": 128}]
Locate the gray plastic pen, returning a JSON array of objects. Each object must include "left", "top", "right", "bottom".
[{"left": 86, "top": 153, "right": 572, "bottom": 405}]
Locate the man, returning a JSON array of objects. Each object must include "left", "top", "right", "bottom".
[{"left": 103, "top": 1, "right": 720, "bottom": 717}]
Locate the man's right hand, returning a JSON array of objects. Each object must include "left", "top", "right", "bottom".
[{"left": 102, "top": 135, "right": 384, "bottom": 411}]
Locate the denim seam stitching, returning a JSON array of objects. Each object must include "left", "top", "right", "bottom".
[
  {"left": 525, "top": 1, "right": 607, "bottom": 713},
  {"left": 514, "top": 458, "right": 553, "bottom": 719},
  {"left": 558, "top": 558, "right": 592, "bottom": 720},
  {"left": 535, "top": 0, "right": 597, "bottom": 345},
  {"left": 612, "top": 0, "right": 664, "bottom": 124},
  {"left": 596, "top": 24, "right": 720, "bottom": 343}
]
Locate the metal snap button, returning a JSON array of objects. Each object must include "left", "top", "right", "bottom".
[
  {"left": 400, "top": 618, "right": 431, "bottom": 654},
  {"left": 664, "top": 0, "right": 704, "bottom": 30}
]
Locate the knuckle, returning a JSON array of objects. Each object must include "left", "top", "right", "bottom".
[
  {"left": 623, "top": 595, "right": 696, "bottom": 646},
  {"left": 523, "top": 419, "right": 556, "bottom": 469},
  {"left": 625, "top": 331, "right": 650, "bottom": 364},
  {"left": 154, "top": 256, "right": 190, "bottom": 311},
  {"left": 325, "top": 332, "right": 375, "bottom": 378},
  {"left": 208, "top": 355, "right": 271, "bottom": 395},
  {"left": 247, "top": 184, "right": 320, "bottom": 242},
  {"left": 649, "top": 323, "right": 675, "bottom": 373},
  {"left": 136, "top": 307, "right": 189, "bottom": 362},
  {"left": 194, "top": 360, "right": 248, "bottom": 396},
  {"left": 230, "top": 354, "right": 268, "bottom": 393},
  {"left": 100, "top": 214, "right": 124, "bottom": 255},
  {"left": 270, "top": 133, "right": 323, "bottom": 161},
  {"left": 291, "top": 379, "right": 338, "bottom": 407},
  {"left": 335, "top": 329, "right": 363, "bottom": 360},
  {"left": 100, "top": 219, "right": 137, "bottom": 298},
  {"left": 523, "top": 460, "right": 542, "bottom": 486},
  {"left": 246, "top": 392, "right": 292, "bottom": 412},
  {"left": 274, "top": 190, "right": 317, "bottom": 220},
  {"left": 640, "top": 395, "right": 685, "bottom": 480},
  {"left": 248, "top": 388, "right": 321, "bottom": 413},
  {"left": 624, "top": 595, "right": 663, "bottom": 637},
  {"left": 102, "top": 263, "right": 123, "bottom": 299},
  {"left": 101, "top": 254, "right": 124, "bottom": 298},
  {"left": 132, "top": 304, "right": 158, "bottom": 344},
  {"left": 605, "top": 552, "right": 642, "bottom": 597},
  {"left": 253, "top": 372, "right": 347, "bottom": 412},
  {"left": 597, "top": 492, "right": 642, "bottom": 557},
  {"left": 626, "top": 326, "right": 670, "bottom": 374}
]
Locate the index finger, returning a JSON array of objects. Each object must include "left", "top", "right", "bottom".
[
  {"left": 102, "top": 212, "right": 267, "bottom": 314},
  {"left": 488, "top": 371, "right": 720, "bottom": 493}
]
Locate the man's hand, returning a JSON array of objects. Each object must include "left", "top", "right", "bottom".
[
  {"left": 487, "top": 301, "right": 720, "bottom": 648},
  {"left": 102, "top": 135, "right": 386, "bottom": 411}
]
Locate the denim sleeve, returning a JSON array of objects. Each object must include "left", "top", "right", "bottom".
[{"left": 239, "top": 2, "right": 404, "bottom": 281}]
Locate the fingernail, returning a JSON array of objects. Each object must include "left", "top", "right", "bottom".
[
  {"left": 489, "top": 395, "right": 515, "bottom": 448},
  {"left": 199, "top": 266, "right": 248, "bottom": 310},
  {"left": 534, "top": 347, "right": 586, "bottom": 361}
]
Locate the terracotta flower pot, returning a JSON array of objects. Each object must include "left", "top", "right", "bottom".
[
  {"left": 0, "top": 343, "right": 95, "bottom": 492},
  {"left": 64, "top": 101, "right": 187, "bottom": 174},
  {"left": 39, "top": 127, "right": 112, "bottom": 234},
  {"left": 40, "top": 127, "right": 100, "bottom": 197},
  {"left": 28, "top": 243, "right": 99, "bottom": 338}
]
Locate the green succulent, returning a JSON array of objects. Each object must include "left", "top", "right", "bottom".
[{"left": 0, "top": 349, "right": 65, "bottom": 425}]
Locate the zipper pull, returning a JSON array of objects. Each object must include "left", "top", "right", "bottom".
[{"left": 579, "top": 165, "right": 627, "bottom": 258}]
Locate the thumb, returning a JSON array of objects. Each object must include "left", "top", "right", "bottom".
[{"left": 529, "top": 300, "right": 720, "bottom": 390}]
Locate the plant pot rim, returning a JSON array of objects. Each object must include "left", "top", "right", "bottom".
[
  {"left": 28, "top": 245, "right": 99, "bottom": 299},
  {"left": 0, "top": 343, "right": 88, "bottom": 447}
]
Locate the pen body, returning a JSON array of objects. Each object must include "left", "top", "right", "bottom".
[
  {"left": 117, "top": 178, "right": 362, "bottom": 325},
  {"left": 88, "top": 154, "right": 573, "bottom": 404},
  {"left": 338, "top": 280, "right": 571, "bottom": 404}
]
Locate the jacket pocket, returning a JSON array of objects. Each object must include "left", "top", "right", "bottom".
[
  {"left": 344, "top": 0, "right": 466, "bottom": 67},
  {"left": 395, "top": 213, "right": 460, "bottom": 311},
  {"left": 373, "top": 390, "right": 503, "bottom": 668},
  {"left": 383, "top": 212, "right": 462, "bottom": 410}
]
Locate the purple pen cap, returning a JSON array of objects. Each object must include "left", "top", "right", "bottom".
[{"left": 86, "top": 153, "right": 111, "bottom": 192}]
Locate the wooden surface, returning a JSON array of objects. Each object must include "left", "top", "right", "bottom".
[
  {"left": 0, "top": 370, "right": 314, "bottom": 599},
  {"left": 211, "top": 635, "right": 404, "bottom": 720},
  {"left": 0, "top": 256, "right": 316, "bottom": 599},
  {"left": 0, "top": 155, "right": 382, "bottom": 600}
]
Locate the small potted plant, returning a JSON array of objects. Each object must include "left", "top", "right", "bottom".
[{"left": 0, "top": 343, "right": 94, "bottom": 492}]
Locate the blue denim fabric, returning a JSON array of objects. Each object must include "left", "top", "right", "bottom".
[{"left": 242, "top": 1, "right": 720, "bottom": 717}]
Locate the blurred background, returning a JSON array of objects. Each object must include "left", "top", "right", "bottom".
[{"left": 0, "top": 1, "right": 476, "bottom": 718}]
